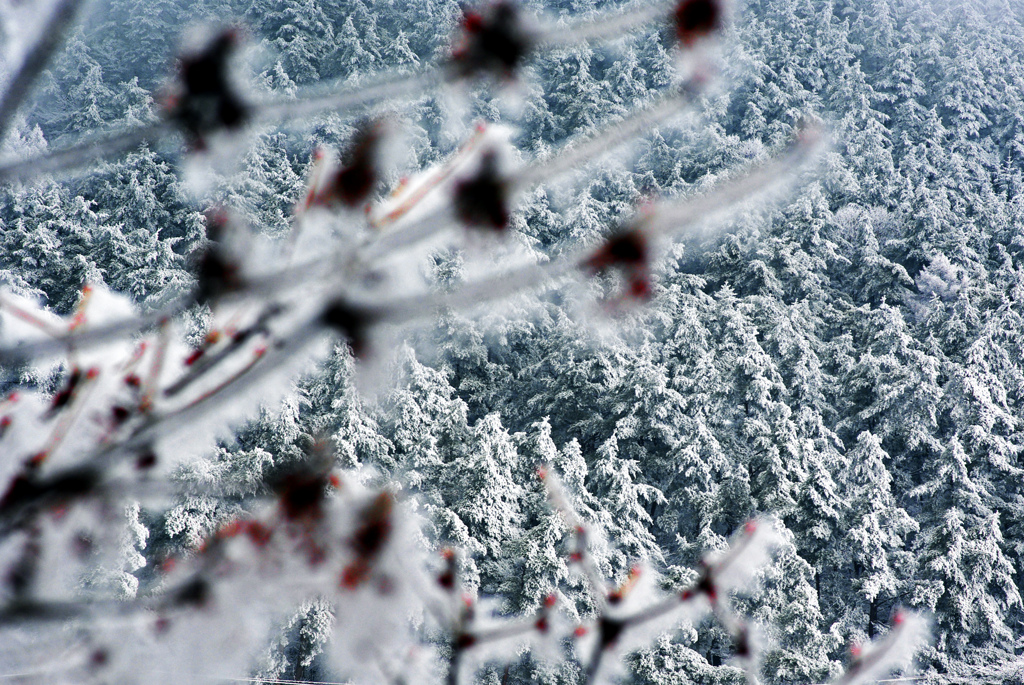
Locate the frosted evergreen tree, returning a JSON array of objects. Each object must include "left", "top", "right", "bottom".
[
  {"left": 590, "top": 429, "right": 663, "bottom": 570},
  {"left": 35, "top": 30, "right": 116, "bottom": 140},
  {"left": 498, "top": 420, "right": 573, "bottom": 614},
  {"left": 911, "top": 437, "right": 1022, "bottom": 669},
  {"left": 260, "top": 598, "right": 336, "bottom": 682},
  {"left": 219, "top": 131, "right": 305, "bottom": 237},
  {"left": 539, "top": 46, "right": 615, "bottom": 142},
  {"left": 88, "top": 0, "right": 198, "bottom": 88},
  {"left": 839, "top": 431, "right": 918, "bottom": 639},
  {"left": 740, "top": 536, "right": 841, "bottom": 684},
  {"left": 297, "top": 345, "right": 393, "bottom": 472},
  {"left": 452, "top": 412, "right": 526, "bottom": 569},
  {"left": 3, "top": 0, "right": 1015, "bottom": 680},
  {"left": 245, "top": 0, "right": 337, "bottom": 84},
  {"left": 83, "top": 145, "right": 204, "bottom": 304},
  {"left": 0, "top": 183, "right": 104, "bottom": 312}
]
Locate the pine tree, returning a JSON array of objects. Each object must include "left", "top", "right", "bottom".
[
  {"left": 0, "top": 183, "right": 105, "bottom": 312},
  {"left": 839, "top": 431, "right": 917, "bottom": 639},
  {"left": 911, "top": 437, "right": 1022, "bottom": 668},
  {"left": 0, "top": 0, "right": 977, "bottom": 681},
  {"left": 590, "top": 430, "right": 664, "bottom": 570}
]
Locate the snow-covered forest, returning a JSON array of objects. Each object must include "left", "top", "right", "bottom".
[{"left": 0, "top": 0, "right": 1022, "bottom": 683}]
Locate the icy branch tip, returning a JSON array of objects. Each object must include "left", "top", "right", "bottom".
[
  {"left": 839, "top": 610, "right": 930, "bottom": 685},
  {"left": 705, "top": 516, "right": 784, "bottom": 594}
]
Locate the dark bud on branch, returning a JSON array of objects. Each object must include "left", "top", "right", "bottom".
[
  {"left": 89, "top": 649, "right": 109, "bottom": 668},
  {"left": 597, "top": 615, "right": 625, "bottom": 650},
  {"left": 584, "top": 229, "right": 652, "bottom": 301},
  {"left": 276, "top": 472, "right": 330, "bottom": 524},
  {"left": 673, "top": 0, "right": 723, "bottom": 47},
  {"left": 318, "top": 123, "right": 385, "bottom": 209},
  {"left": 342, "top": 492, "right": 394, "bottom": 588},
  {"left": 194, "top": 210, "right": 244, "bottom": 304},
  {"left": 535, "top": 593, "right": 557, "bottom": 632},
  {"left": 453, "top": 150, "right": 509, "bottom": 232},
  {"left": 438, "top": 548, "right": 457, "bottom": 590},
  {"left": 111, "top": 405, "right": 131, "bottom": 426},
  {"left": 454, "top": 631, "right": 477, "bottom": 649},
  {"left": 46, "top": 366, "right": 83, "bottom": 417},
  {"left": 449, "top": 2, "right": 532, "bottom": 80},
  {"left": 271, "top": 443, "right": 337, "bottom": 528},
  {"left": 168, "top": 28, "right": 249, "bottom": 149},
  {"left": 172, "top": 577, "right": 210, "bottom": 608},
  {"left": 321, "top": 299, "right": 378, "bottom": 358},
  {"left": 694, "top": 562, "right": 717, "bottom": 603},
  {"left": 136, "top": 451, "right": 158, "bottom": 470},
  {"left": 349, "top": 492, "right": 393, "bottom": 559},
  {"left": 195, "top": 245, "right": 240, "bottom": 304}
]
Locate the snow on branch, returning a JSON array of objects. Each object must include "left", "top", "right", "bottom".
[
  {"left": 0, "top": 0, "right": 725, "bottom": 184},
  {"left": 0, "top": 0, "right": 928, "bottom": 683}
]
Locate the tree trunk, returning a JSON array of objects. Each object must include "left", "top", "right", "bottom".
[{"left": 868, "top": 595, "right": 878, "bottom": 638}]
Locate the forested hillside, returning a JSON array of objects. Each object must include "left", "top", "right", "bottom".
[{"left": 1, "top": 0, "right": 1023, "bottom": 683}]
